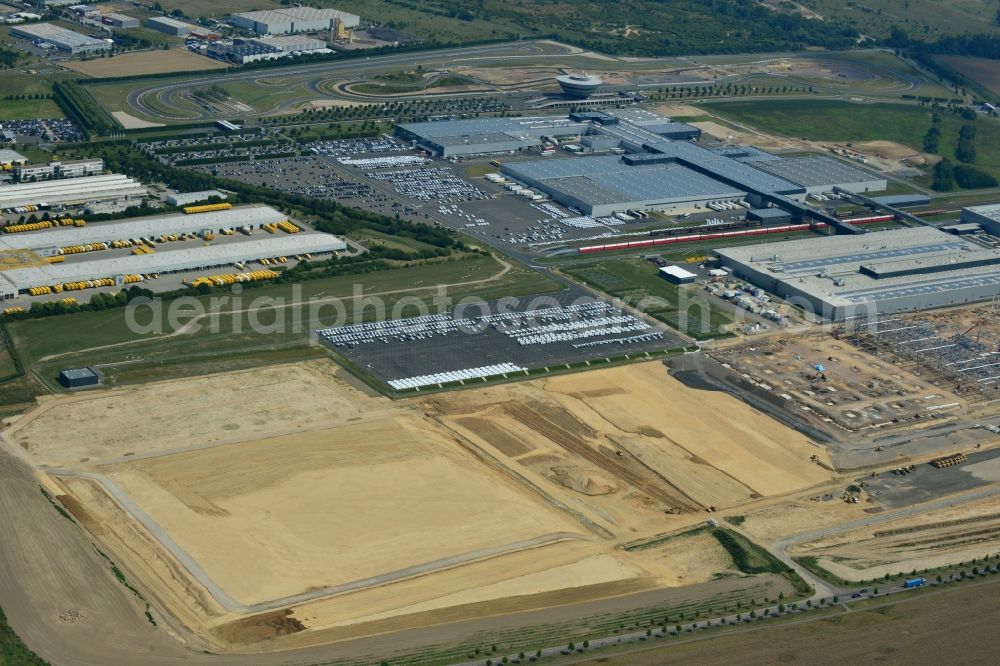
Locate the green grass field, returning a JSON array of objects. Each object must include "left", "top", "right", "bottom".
[
  {"left": 805, "top": 0, "right": 1000, "bottom": 38},
  {"left": 0, "top": 70, "right": 77, "bottom": 119},
  {"left": 156, "top": 0, "right": 281, "bottom": 18},
  {"left": 115, "top": 26, "right": 183, "bottom": 48},
  {"left": 563, "top": 258, "right": 732, "bottom": 340},
  {"left": 0, "top": 606, "right": 47, "bottom": 666},
  {"left": 0, "top": 97, "right": 63, "bottom": 120},
  {"left": 705, "top": 99, "right": 1000, "bottom": 183},
  {"left": 7, "top": 254, "right": 560, "bottom": 390},
  {"left": 219, "top": 80, "right": 312, "bottom": 113}
]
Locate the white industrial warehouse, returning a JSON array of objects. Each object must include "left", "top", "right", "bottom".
[
  {"left": 0, "top": 206, "right": 346, "bottom": 299},
  {"left": 0, "top": 206, "right": 286, "bottom": 254},
  {"left": 229, "top": 6, "right": 359, "bottom": 35},
  {"left": 10, "top": 22, "right": 111, "bottom": 54},
  {"left": 0, "top": 174, "right": 147, "bottom": 211},
  {"left": 962, "top": 203, "right": 1000, "bottom": 235},
  {"left": 716, "top": 227, "right": 1000, "bottom": 320},
  {"left": 0, "top": 235, "right": 345, "bottom": 300}
]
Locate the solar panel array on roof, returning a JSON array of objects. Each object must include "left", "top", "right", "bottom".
[
  {"left": 502, "top": 156, "right": 744, "bottom": 216},
  {"left": 716, "top": 227, "right": 1000, "bottom": 320},
  {"left": 748, "top": 155, "right": 887, "bottom": 193}
]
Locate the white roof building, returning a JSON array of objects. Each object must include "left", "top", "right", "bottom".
[
  {"left": 9, "top": 22, "right": 111, "bottom": 53},
  {"left": 0, "top": 174, "right": 147, "bottom": 210},
  {"left": 0, "top": 206, "right": 285, "bottom": 252},
  {"left": 230, "top": 6, "right": 359, "bottom": 35},
  {"left": 0, "top": 234, "right": 345, "bottom": 295}
]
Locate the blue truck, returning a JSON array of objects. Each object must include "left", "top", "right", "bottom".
[{"left": 903, "top": 577, "right": 926, "bottom": 588}]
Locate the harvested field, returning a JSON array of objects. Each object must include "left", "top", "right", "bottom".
[
  {"left": 588, "top": 577, "right": 1000, "bottom": 665},
  {"left": 936, "top": 55, "right": 1000, "bottom": 96},
  {"left": 63, "top": 50, "right": 228, "bottom": 78},
  {"left": 10, "top": 359, "right": 828, "bottom": 648}
]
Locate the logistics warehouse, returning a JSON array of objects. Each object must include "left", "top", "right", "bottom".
[
  {"left": 0, "top": 206, "right": 346, "bottom": 300},
  {"left": 0, "top": 174, "right": 147, "bottom": 211}
]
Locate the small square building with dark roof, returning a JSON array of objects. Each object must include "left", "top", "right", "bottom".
[{"left": 58, "top": 367, "right": 99, "bottom": 389}]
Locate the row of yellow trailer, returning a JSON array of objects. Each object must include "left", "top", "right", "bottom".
[
  {"left": 26, "top": 275, "right": 145, "bottom": 296},
  {"left": 61, "top": 242, "right": 108, "bottom": 255},
  {"left": 186, "top": 270, "right": 279, "bottom": 288},
  {"left": 262, "top": 220, "right": 301, "bottom": 235},
  {"left": 182, "top": 203, "right": 232, "bottom": 214},
  {"left": 2, "top": 218, "right": 85, "bottom": 234},
  {"left": 2, "top": 297, "right": 75, "bottom": 313}
]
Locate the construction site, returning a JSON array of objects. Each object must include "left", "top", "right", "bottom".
[
  {"left": 840, "top": 309, "right": 1000, "bottom": 404},
  {"left": 708, "top": 332, "right": 972, "bottom": 439},
  {"left": 3, "top": 359, "right": 831, "bottom": 651}
]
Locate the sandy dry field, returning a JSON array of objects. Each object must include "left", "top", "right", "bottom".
[
  {"left": 789, "top": 496, "right": 1000, "bottom": 580},
  {"left": 429, "top": 362, "right": 831, "bottom": 523},
  {"left": 100, "top": 416, "right": 584, "bottom": 607},
  {"left": 63, "top": 50, "right": 228, "bottom": 78},
  {"left": 9, "top": 363, "right": 381, "bottom": 467},
  {"left": 9, "top": 359, "right": 833, "bottom": 648},
  {"left": 111, "top": 111, "right": 165, "bottom": 129}
]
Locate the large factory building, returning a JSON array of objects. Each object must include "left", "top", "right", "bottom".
[
  {"left": 961, "top": 203, "right": 1000, "bottom": 235},
  {"left": 10, "top": 23, "right": 111, "bottom": 54},
  {"left": 398, "top": 109, "right": 883, "bottom": 226},
  {"left": 230, "top": 7, "right": 359, "bottom": 35},
  {"left": 716, "top": 227, "right": 1000, "bottom": 320}
]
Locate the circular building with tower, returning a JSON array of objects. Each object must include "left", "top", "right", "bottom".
[{"left": 556, "top": 73, "right": 603, "bottom": 98}]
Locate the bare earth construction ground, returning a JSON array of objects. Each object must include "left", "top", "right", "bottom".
[
  {"left": 3, "top": 359, "right": 832, "bottom": 652},
  {"left": 62, "top": 50, "right": 228, "bottom": 78}
]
